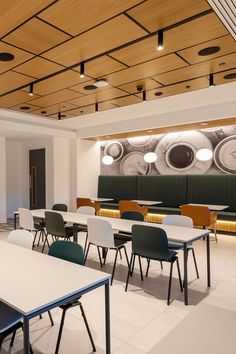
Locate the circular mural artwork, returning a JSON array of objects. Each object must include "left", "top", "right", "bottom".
[
  {"left": 154, "top": 131, "right": 213, "bottom": 174},
  {"left": 214, "top": 135, "right": 236, "bottom": 174},
  {"left": 120, "top": 152, "right": 150, "bottom": 175},
  {"left": 127, "top": 136, "right": 152, "bottom": 147},
  {"left": 104, "top": 141, "right": 124, "bottom": 161}
]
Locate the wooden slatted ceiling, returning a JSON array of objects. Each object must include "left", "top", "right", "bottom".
[{"left": 0, "top": 0, "right": 235, "bottom": 120}]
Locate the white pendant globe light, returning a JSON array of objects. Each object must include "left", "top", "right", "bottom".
[
  {"left": 144, "top": 152, "right": 157, "bottom": 163},
  {"left": 196, "top": 148, "right": 213, "bottom": 161},
  {"left": 102, "top": 155, "right": 114, "bottom": 165}
]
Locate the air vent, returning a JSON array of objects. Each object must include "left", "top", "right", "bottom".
[{"left": 207, "top": 0, "right": 236, "bottom": 40}]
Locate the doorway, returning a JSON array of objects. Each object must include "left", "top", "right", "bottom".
[{"left": 29, "top": 149, "right": 46, "bottom": 209}]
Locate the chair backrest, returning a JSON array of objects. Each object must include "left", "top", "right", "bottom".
[
  {"left": 132, "top": 225, "right": 169, "bottom": 260},
  {"left": 181, "top": 204, "right": 210, "bottom": 227},
  {"left": 121, "top": 211, "right": 144, "bottom": 222},
  {"left": 77, "top": 206, "right": 96, "bottom": 215},
  {"left": 7, "top": 230, "right": 34, "bottom": 249},
  {"left": 52, "top": 203, "right": 68, "bottom": 212},
  {"left": 119, "top": 200, "right": 148, "bottom": 216},
  {"left": 162, "top": 215, "right": 193, "bottom": 228},
  {"left": 49, "top": 240, "right": 84, "bottom": 265},
  {"left": 76, "top": 197, "right": 100, "bottom": 213},
  {"left": 87, "top": 218, "right": 115, "bottom": 248},
  {"left": 45, "top": 211, "right": 66, "bottom": 237},
  {"left": 18, "top": 208, "right": 34, "bottom": 230}
]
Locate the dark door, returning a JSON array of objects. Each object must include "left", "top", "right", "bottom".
[{"left": 29, "top": 149, "right": 46, "bottom": 209}]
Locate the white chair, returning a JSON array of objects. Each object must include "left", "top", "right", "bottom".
[
  {"left": 18, "top": 208, "right": 45, "bottom": 248},
  {"left": 77, "top": 206, "right": 96, "bottom": 252},
  {"left": 7, "top": 230, "right": 34, "bottom": 249},
  {"left": 85, "top": 218, "right": 129, "bottom": 285},
  {"left": 162, "top": 215, "right": 199, "bottom": 279}
]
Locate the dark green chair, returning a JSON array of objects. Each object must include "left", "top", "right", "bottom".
[
  {"left": 114, "top": 211, "right": 144, "bottom": 242},
  {"left": 42, "top": 211, "right": 74, "bottom": 253},
  {"left": 49, "top": 241, "right": 96, "bottom": 354},
  {"left": 52, "top": 204, "right": 68, "bottom": 212},
  {"left": 125, "top": 225, "right": 183, "bottom": 305}
]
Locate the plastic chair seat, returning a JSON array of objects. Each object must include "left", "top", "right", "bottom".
[
  {"left": 0, "top": 302, "right": 22, "bottom": 333},
  {"left": 114, "top": 232, "right": 132, "bottom": 242}
]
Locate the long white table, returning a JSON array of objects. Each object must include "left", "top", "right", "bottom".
[
  {"left": 131, "top": 199, "right": 162, "bottom": 206},
  {"left": 0, "top": 241, "right": 111, "bottom": 354},
  {"left": 32, "top": 209, "right": 210, "bottom": 305},
  {"left": 187, "top": 203, "right": 229, "bottom": 211}
]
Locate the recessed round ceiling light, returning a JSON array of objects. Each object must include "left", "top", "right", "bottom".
[
  {"left": 84, "top": 85, "right": 97, "bottom": 90},
  {"left": 20, "top": 106, "right": 30, "bottom": 110},
  {"left": 186, "top": 85, "right": 191, "bottom": 89},
  {"left": 41, "top": 111, "right": 47, "bottom": 114},
  {"left": 219, "top": 62, "right": 226, "bottom": 66},
  {"left": 223, "top": 73, "right": 236, "bottom": 80},
  {"left": 94, "top": 79, "right": 109, "bottom": 88},
  {"left": 154, "top": 91, "right": 163, "bottom": 96},
  {"left": 200, "top": 122, "right": 208, "bottom": 126},
  {"left": 80, "top": 110, "right": 84, "bottom": 113},
  {"left": 198, "top": 46, "right": 220, "bottom": 56},
  {"left": 0, "top": 52, "right": 14, "bottom": 61}
]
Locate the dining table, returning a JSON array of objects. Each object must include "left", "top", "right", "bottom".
[{"left": 31, "top": 209, "right": 210, "bottom": 305}]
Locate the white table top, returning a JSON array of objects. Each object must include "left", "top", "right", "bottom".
[
  {"left": 131, "top": 200, "right": 163, "bottom": 206},
  {"left": 91, "top": 197, "right": 113, "bottom": 202},
  {"left": 0, "top": 241, "right": 110, "bottom": 316},
  {"left": 32, "top": 209, "right": 209, "bottom": 244},
  {"left": 187, "top": 203, "right": 229, "bottom": 211}
]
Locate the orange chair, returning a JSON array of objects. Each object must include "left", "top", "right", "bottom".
[
  {"left": 181, "top": 204, "right": 218, "bottom": 241},
  {"left": 119, "top": 200, "right": 148, "bottom": 219},
  {"left": 76, "top": 198, "right": 100, "bottom": 214}
]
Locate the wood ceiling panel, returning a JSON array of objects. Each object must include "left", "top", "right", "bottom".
[
  {"left": 28, "top": 89, "right": 82, "bottom": 107},
  {"left": 31, "top": 102, "right": 77, "bottom": 116},
  {"left": 110, "top": 13, "right": 229, "bottom": 66},
  {"left": 127, "top": 0, "right": 210, "bottom": 32},
  {"left": 49, "top": 112, "right": 76, "bottom": 119},
  {"left": 4, "top": 18, "right": 71, "bottom": 55},
  {"left": 0, "top": 71, "right": 33, "bottom": 95},
  {"left": 153, "top": 53, "right": 236, "bottom": 85},
  {"left": 10, "top": 103, "right": 39, "bottom": 113},
  {"left": 215, "top": 68, "right": 236, "bottom": 85},
  {"left": 0, "top": 0, "right": 56, "bottom": 37},
  {"left": 69, "top": 87, "right": 127, "bottom": 106},
  {"left": 74, "top": 55, "right": 126, "bottom": 78},
  {"left": 0, "top": 42, "right": 34, "bottom": 74},
  {"left": 107, "top": 54, "right": 187, "bottom": 86},
  {"left": 99, "top": 102, "right": 118, "bottom": 111},
  {"left": 38, "top": 0, "right": 143, "bottom": 36},
  {"left": 13, "top": 57, "right": 64, "bottom": 79},
  {"left": 42, "top": 15, "right": 147, "bottom": 66},
  {"left": 119, "top": 78, "right": 162, "bottom": 94},
  {"left": 0, "top": 90, "right": 40, "bottom": 108},
  {"left": 145, "top": 77, "right": 209, "bottom": 101},
  {"left": 67, "top": 105, "right": 95, "bottom": 116},
  {"left": 33, "top": 71, "right": 89, "bottom": 95},
  {"left": 109, "top": 95, "right": 141, "bottom": 106},
  {"left": 178, "top": 35, "right": 236, "bottom": 64}
]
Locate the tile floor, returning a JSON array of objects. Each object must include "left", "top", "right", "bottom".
[{"left": 1, "top": 222, "right": 236, "bottom": 353}]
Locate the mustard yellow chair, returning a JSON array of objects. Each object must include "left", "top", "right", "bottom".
[
  {"left": 181, "top": 204, "right": 218, "bottom": 241},
  {"left": 76, "top": 198, "right": 100, "bottom": 214},
  {"left": 119, "top": 200, "right": 148, "bottom": 219}
]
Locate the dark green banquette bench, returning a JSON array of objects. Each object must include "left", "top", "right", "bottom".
[{"left": 98, "top": 175, "right": 236, "bottom": 222}]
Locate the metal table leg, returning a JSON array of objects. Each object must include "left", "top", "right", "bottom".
[
  {"left": 105, "top": 282, "right": 111, "bottom": 354},
  {"left": 73, "top": 224, "right": 78, "bottom": 243},
  {"left": 14, "top": 213, "right": 17, "bottom": 230},
  {"left": 183, "top": 243, "right": 188, "bottom": 305},
  {"left": 23, "top": 317, "right": 30, "bottom": 354},
  {"left": 206, "top": 234, "right": 211, "bottom": 287}
]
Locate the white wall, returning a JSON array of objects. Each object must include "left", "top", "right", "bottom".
[
  {"left": 6, "top": 141, "right": 23, "bottom": 218},
  {"left": 0, "top": 137, "right": 6, "bottom": 222},
  {"left": 76, "top": 139, "right": 100, "bottom": 199}
]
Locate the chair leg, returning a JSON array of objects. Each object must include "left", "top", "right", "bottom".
[
  {"left": 32, "top": 230, "right": 38, "bottom": 248},
  {"left": 84, "top": 243, "right": 91, "bottom": 265},
  {"left": 125, "top": 253, "right": 134, "bottom": 291},
  {"left": 167, "top": 261, "right": 174, "bottom": 305},
  {"left": 191, "top": 248, "right": 199, "bottom": 279},
  {"left": 48, "top": 310, "right": 54, "bottom": 326},
  {"left": 146, "top": 259, "right": 150, "bottom": 277},
  {"left": 97, "top": 246, "right": 103, "bottom": 268},
  {"left": 10, "top": 330, "right": 16, "bottom": 347},
  {"left": 160, "top": 261, "right": 163, "bottom": 270},
  {"left": 123, "top": 246, "right": 130, "bottom": 268},
  {"left": 118, "top": 248, "right": 122, "bottom": 260},
  {"left": 138, "top": 256, "right": 143, "bottom": 281},
  {"left": 55, "top": 308, "right": 67, "bottom": 354},
  {"left": 79, "top": 303, "right": 96, "bottom": 352},
  {"left": 103, "top": 248, "right": 108, "bottom": 266},
  {"left": 42, "top": 233, "right": 49, "bottom": 253},
  {"left": 30, "top": 344, "right": 34, "bottom": 354},
  {"left": 176, "top": 258, "right": 183, "bottom": 292},
  {"left": 111, "top": 249, "right": 119, "bottom": 285},
  {"left": 213, "top": 223, "right": 218, "bottom": 242},
  {"left": 84, "top": 232, "right": 88, "bottom": 253}
]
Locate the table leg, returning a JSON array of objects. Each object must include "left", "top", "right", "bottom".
[
  {"left": 183, "top": 243, "right": 188, "bottom": 305},
  {"left": 105, "top": 282, "right": 111, "bottom": 354},
  {"left": 23, "top": 317, "right": 30, "bottom": 354},
  {"left": 206, "top": 234, "right": 211, "bottom": 287},
  {"left": 73, "top": 224, "right": 78, "bottom": 243},
  {"left": 14, "top": 213, "right": 17, "bottom": 230}
]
